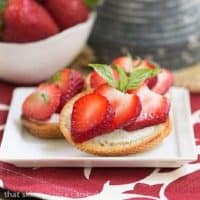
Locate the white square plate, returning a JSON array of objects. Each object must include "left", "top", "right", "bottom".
[{"left": 0, "top": 87, "right": 197, "bottom": 168}]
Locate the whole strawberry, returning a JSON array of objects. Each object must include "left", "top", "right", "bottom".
[
  {"left": 2, "top": 0, "right": 59, "bottom": 43},
  {"left": 44, "top": 0, "right": 89, "bottom": 30}
]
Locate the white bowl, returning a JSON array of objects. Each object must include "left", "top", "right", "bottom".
[{"left": 0, "top": 13, "right": 96, "bottom": 84}]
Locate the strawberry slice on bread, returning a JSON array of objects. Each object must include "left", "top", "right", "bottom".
[
  {"left": 48, "top": 69, "right": 84, "bottom": 112},
  {"left": 124, "top": 85, "right": 170, "bottom": 131},
  {"left": 87, "top": 69, "right": 119, "bottom": 89},
  {"left": 60, "top": 61, "right": 172, "bottom": 156},
  {"left": 61, "top": 63, "right": 162, "bottom": 141},
  {"left": 152, "top": 68, "right": 174, "bottom": 95},
  {"left": 141, "top": 59, "right": 158, "bottom": 89},
  {"left": 71, "top": 93, "right": 115, "bottom": 143},
  {"left": 95, "top": 84, "right": 141, "bottom": 130}
]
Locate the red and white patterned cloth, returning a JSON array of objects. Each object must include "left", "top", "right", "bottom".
[{"left": 0, "top": 81, "right": 200, "bottom": 200}]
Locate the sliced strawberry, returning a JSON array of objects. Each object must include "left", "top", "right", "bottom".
[
  {"left": 90, "top": 71, "right": 107, "bottom": 89},
  {"left": 138, "top": 59, "right": 158, "bottom": 89},
  {"left": 58, "top": 70, "right": 84, "bottom": 111},
  {"left": 71, "top": 93, "right": 115, "bottom": 143},
  {"left": 124, "top": 85, "right": 170, "bottom": 131},
  {"left": 95, "top": 84, "right": 142, "bottom": 130},
  {"left": 49, "top": 69, "right": 70, "bottom": 93},
  {"left": 49, "top": 69, "right": 84, "bottom": 112},
  {"left": 89, "top": 69, "right": 119, "bottom": 89},
  {"left": 141, "top": 59, "right": 156, "bottom": 69},
  {"left": 112, "top": 56, "right": 133, "bottom": 73},
  {"left": 152, "top": 68, "right": 174, "bottom": 95},
  {"left": 22, "top": 84, "right": 61, "bottom": 121},
  {"left": 113, "top": 57, "right": 158, "bottom": 88},
  {"left": 145, "top": 76, "right": 158, "bottom": 89}
]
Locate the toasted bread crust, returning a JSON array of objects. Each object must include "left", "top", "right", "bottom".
[
  {"left": 60, "top": 91, "right": 172, "bottom": 156},
  {"left": 21, "top": 116, "right": 63, "bottom": 139}
]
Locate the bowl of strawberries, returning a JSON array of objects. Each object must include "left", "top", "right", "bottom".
[{"left": 0, "top": 0, "right": 97, "bottom": 84}]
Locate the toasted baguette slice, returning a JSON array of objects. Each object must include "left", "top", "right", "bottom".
[
  {"left": 60, "top": 91, "right": 171, "bottom": 156},
  {"left": 21, "top": 116, "right": 63, "bottom": 139}
]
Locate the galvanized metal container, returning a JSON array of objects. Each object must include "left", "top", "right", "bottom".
[{"left": 89, "top": 0, "right": 200, "bottom": 69}]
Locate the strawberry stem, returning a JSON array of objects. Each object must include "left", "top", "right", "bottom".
[
  {"left": 84, "top": 0, "right": 102, "bottom": 9},
  {"left": 133, "top": 57, "right": 142, "bottom": 68},
  {"left": 0, "top": 0, "right": 7, "bottom": 13},
  {"left": 0, "top": 0, "right": 7, "bottom": 36}
]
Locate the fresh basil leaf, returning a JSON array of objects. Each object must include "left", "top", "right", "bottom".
[
  {"left": 114, "top": 65, "right": 128, "bottom": 92},
  {"left": 127, "top": 68, "right": 160, "bottom": 89},
  {"left": 89, "top": 64, "right": 118, "bottom": 88}
]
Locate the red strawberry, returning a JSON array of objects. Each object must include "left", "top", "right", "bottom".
[
  {"left": 141, "top": 59, "right": 156, "bottom": 69},
  {"left": 49, "top": 69, "right": 70, "bottom": 93},
  {"left": 152, "top": 68, "right": 174, "bottom": 95},
  {"left": 89, "top": 71, "right": 106, "bottom": 89},
  {"left": 2, "top": 0, "right": 59, "bottom": 43},
  {"left": 112, "top": 56, "right": 133, "bottom": 73},
  {"left": 22, "top": 83, "right": 61, "bottom": 121},
  {"left": 71, "top": 93, "right": 115, "bottom": 143},
  {"left": 95, "top": 84, "right": 142, "bottom": 130},
  {"left": 89, "top": 69, "right": 119, "bottom": 89},
  {"left": 140, "top": 59, "right": 158, "bottom": 89},
  {"left": 44, "top": 0, "right": 89, "bottom": 30},
  {"left": 36, "top": 0, "right": 44, "bottom": 4},
  {"left": 124, "top": 85, "right": 170, "bottom": 131},
  {"left": 49, "top": 69, "right": 85, "bottom": 112},
  {"left": 145, "top": 75, "right": 158, "bottom": 89},
  {"left": 112, "top": 57, "right": 158, "bottom": 88}
]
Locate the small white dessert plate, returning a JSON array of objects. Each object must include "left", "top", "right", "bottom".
[{"left": 0, "top": 87, "right": 197, "bottom": 168}]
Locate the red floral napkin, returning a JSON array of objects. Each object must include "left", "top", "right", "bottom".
[{"left": 0, "top": 81, "right": 200, "bottom": 200}]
